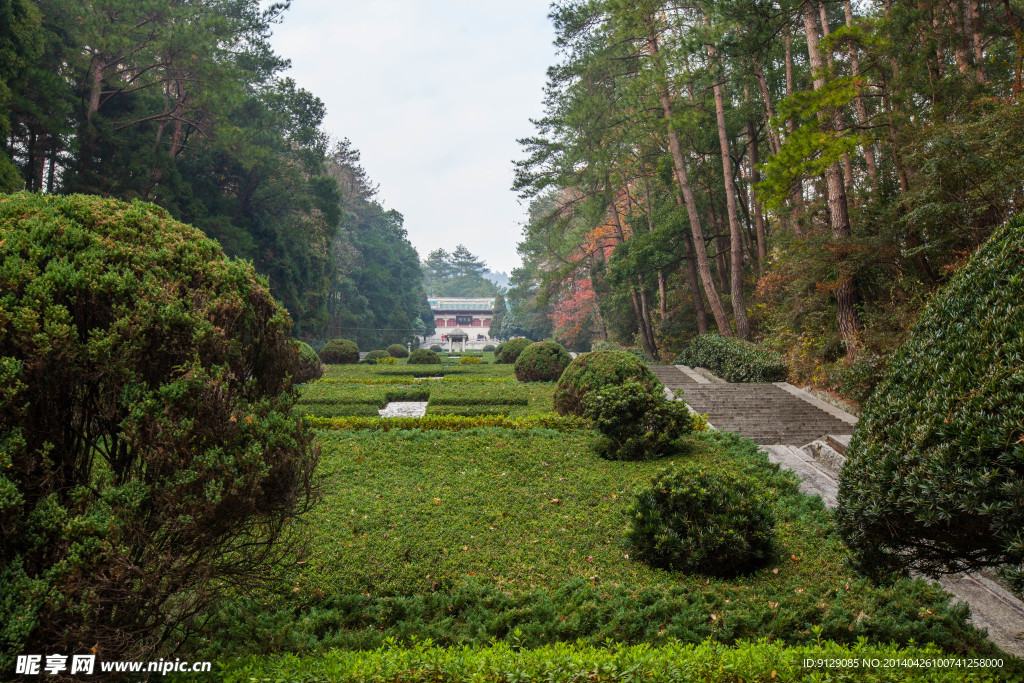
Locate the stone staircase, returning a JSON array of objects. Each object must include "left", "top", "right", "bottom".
[{"left": 649, "top": 364, "right": 1024, "bottom": 657}]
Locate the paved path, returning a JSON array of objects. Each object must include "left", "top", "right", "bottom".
[
  {"left": 378, "top": 401, "right": 428, "bottom": 417},
  {"left": 652, "top": 364, "right": 1024, "bottom": 657}
]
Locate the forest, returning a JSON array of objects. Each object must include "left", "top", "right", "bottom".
[
  {"left": 0, "top": 0, "right": 430, "bottom": 349},
  {"left": 511, "top": 0, "right": 1024, "bottom": 401}
]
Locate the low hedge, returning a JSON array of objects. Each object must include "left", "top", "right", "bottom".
[
  {"left": 426, "top": 405, "right": 513, "bottom": 417},
  {"left": 320, "top": 338, "right": 360, "bottom": 364},
  {"left": 319, "top": 378, "right": 515, "bottom": 385},
  {"left": 218, "top": 639, "right": 1004, "bottom": 683},
  {"left": 676, "top": 334, "right": 787, "bottom": 382},
  {"left": 428, "top": 397, "right": 529, "bottom": 406},
  {"left": 296, "top": 403, "right": 382, "bottom": 418},
  {"left": 305, "top": 414, "right": 586, "bottom": 432}
]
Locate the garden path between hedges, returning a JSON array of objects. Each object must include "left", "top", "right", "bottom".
[{"left": 652, "top": 364, "right": 1024, "bottom": 659}]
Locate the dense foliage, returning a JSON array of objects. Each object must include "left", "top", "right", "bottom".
[
  {"left": 387, "top": 343, "right": 409, "bottom": 358},
  {"left": 294, "top": 341, "right": 324, "bottom": 384},
  {"left": 408, "top": 348, "right": 442, "bottom": 365},
  {"left": 836, "top": 215, "right": 1024, "bottom": 592},
  {"left": 0, "top": 194, "right": 318, "bottom": 666},
  {"left": 430, "top": 345, "right": 444, "bottom": 352},
  {"left": 553, "top": 350, "right": 662, "bottom": 416},
  {"left": 513, "top": 0, "right": 1024, "bottom": 397},
  {"left": 513, "top": 341, "right": 572, "bottom": 382},
  {"left": 677, "top": 334, "right": 788, "bottom": 382},
  {"left": 320, "top": 339, "right": 360, "bottom": 364},
  {"left": 0, "top": 2, "right": 429, "bottom": 342},
  {"left": 363, "top": 350, "right": 389, "bottom": 364},
  {"left": 494, "top": 337, "right": 532, "bottom": 364},
  {"left": 627, "top": 463, "right": 777, "bottom": 577},
  {"left": 583, "top": 381, "right": 697, "bottom": 460}
]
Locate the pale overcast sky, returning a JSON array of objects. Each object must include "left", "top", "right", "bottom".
[{"left": 267, "top": 1, "right": 558, "bottom": 274}]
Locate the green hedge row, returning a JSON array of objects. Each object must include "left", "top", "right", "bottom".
[
  {"left": 318, "top": 377, "right": 515, "bottom": 385},
  {"left": 428, "top": 396, "right": 530, "bottom": 406},
  {"left": 217, "top": 638, "right": 1010, "bottom": 682},
  {"left": 676, "top": 334, "right": 788, "bottom": 382},
  {"left": 305, "top": 414, "right": 586, "bottom": 432},
  {"left": 426, "top": 405, "right": 513, "bottom": 417}
]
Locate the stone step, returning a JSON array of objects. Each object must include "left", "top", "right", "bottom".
[{"left": 762, "top": 445, "right": 839, "bottom": 507}]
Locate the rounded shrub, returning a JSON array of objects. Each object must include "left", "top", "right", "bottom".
[
  {"left": 320, "top": 338, "right": 360, "bottom": 364},
  {"left": 482, "top": 344, "right": 496, "bottom": 352},
  {"left": 429, "top": 344, "right": 443, "bottom": 352},
  {"left": 627, "top": 463, "right": 776, "bottom": 577},
  {"left": 514, "top": 341, "right": 572, "bottom": 382},
  {"left": 0, "top": 194, "right": 318, "bottom": 666},
  {"left": 294, "top": 341, "right": 324, "bottom": 383},
  {"left": 495, "top": 337, "right": 531, "bottom": 364},
  {"left": 553, "top": 350, "right": 662, "bottom": 416},
  {"left": 386, "top": 344, "right": 409, "bottom": 358},
  {"left": 837, "top": 214, "right": 1024, "bottom": 590},
  {"left": 363, "top": 349, "right": 389, "bottom": 364},
  {"left": 583, "top": 381, "right": 697, "bottom": 460},
  {"left": 408, "top": 348, "right": 441, "bottom": 365}
]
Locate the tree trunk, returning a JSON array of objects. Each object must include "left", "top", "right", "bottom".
[
  {"left": 647, "top": 31, "right": 732, "bottom": 336},
  {"left": 844, "top": 0, "right": 878, "bottom": 187},
  {"left": 784, "top": 30, "right": 804, "bottom": 237},
  {"left": 637, "top": 276, "right": 658, "bottom": 356},
  {"left": 709, "top": 201, "right": 730, "bottom": 294},
  {"left": 945, "top": 0, "right": 971, "bottom": 75},
  {"left": 817, "top": 3, "right": 854, "bottom": 191},
  {"left": 675, "top": 195, "right": 709, "bottom": 335},
  {"left": 967, "top": 0, "right": 985, "bottom": 83},
  {"left": 748, "top": 119, "right": 768, "bottom": 269},
  {"left": 710, "top": 52, "right": 749, "bottom": 339},
  {"left": 804, "top": 0, "right": 861, "bottom": 354},
  {"left": 753, "top": 56, "right": 781, "bottom": 155}
]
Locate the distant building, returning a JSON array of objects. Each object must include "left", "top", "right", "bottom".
[{"left": 423, "top": 297, "right": 494, "bottom": 348}]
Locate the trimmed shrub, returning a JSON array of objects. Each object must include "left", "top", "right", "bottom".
[
  {"left": 0, "top": 194, "right": 318, "bottom": 667},
  {"left": 321, "top": 338, "right": 360, "bottom": 364},
  {"left": 553, "top": 350, "right": 662, "bottom": 416},
  {"left": 376, "top": 356, "right": 397, "bottom": 365},
  {"left": 494, "top": 342, "right": 505, "bottom": 357},
  {"left": 514, "top": 341, "right": 572, "bottom": 382},
  {"left": 386, "top": 344, "right": 409, "bottom": 358},
  {"left": 627, "top": 463, "right": 776, "bottom": 577},
  {"left": 408, "top": 348, "right": 442, "bottom": 365},
  {"left": 460, "top": 356, "right": 482, "bottom": 365},
  {"left": 429, "top": 345, "right": 443, "bottom": 352},
  {"left": 837, "top": 214, "right": 1024, "bottom": 590},
  {"left": 482, "top": 344, "right": 496, "bottom": 352},
  {"left": 495, "top": 337, "right": 532, "bottom": 364},
  {"left": 583, "top": 381, "right": 697, "bottom": 460},
  {"left": 676, "top": 334, "right": 787, "bottom": 382},
  {"left": 363, "top": 350, "right": 389, "bottom": 364},
  {"left": 294, "top": 341, "right": 324, "bottom": 384}
]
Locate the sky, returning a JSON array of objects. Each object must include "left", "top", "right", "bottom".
[{"left": 267, "top": 1, "right": 559, "bottom": 275}]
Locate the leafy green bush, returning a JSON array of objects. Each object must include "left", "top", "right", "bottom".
[
  {"left": 514, "top": 341, "right": 572, "bottom": 382},
  {"left": 321, "top": 338, "right": 360, "bottom": 364},
  {"left": 837, "top": 214, "right": 1024, "bottom": 591},
  {"left": 482, "top": 344, "right": 496, "bottom": 352},
  {"left": 430, "top": 345, "right": 443, "bottom": 352},
  {"left": 494, "top": 342, "right": 505, "bottom": 356},
  {"left": 495, "top": 337, "right": 531, "bottom": 364},
  {"left": 553, "top": 350, "right": 662, "bottom": 416},
  {"left": 294, "top": 341, "right": 324, "bottom": 383},
  {"left": 376, "top": 356, "right": 397, "bottom": 365},
  {"left": 676, "top": 334, "right": 788, "bottom": 382},
  {"left": 363, "top": 349, "right": 390, "bottom": 364},
  {"left": 627, "top": 463, "right": 776, "bottom": 577},
  {"left": 408, "top": 348, "right": 442, "bottom": 365},
  {"left": 583, "top": 381, "right": 696, "bottom": 460},
  {"left": 387, "top": 343, "right": 410, "bottom": 358},
  {"left": 460, "top": 355, "right": 482, "bottom": 364},
  {"left": 0, "top": 193, "right": 318, "bottom": 667}
]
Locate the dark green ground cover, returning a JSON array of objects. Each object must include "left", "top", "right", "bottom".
[{"left": 185, "top": 362, "right": 1016, "bottom": 674}]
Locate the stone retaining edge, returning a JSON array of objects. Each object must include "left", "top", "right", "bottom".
[{"left": 773, "top": 382, "right": 858, "bottom": 426}]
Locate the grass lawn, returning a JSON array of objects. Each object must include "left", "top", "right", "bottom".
[{"left": 193, "top": 362, "right": 1021, "bottom": 679}]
